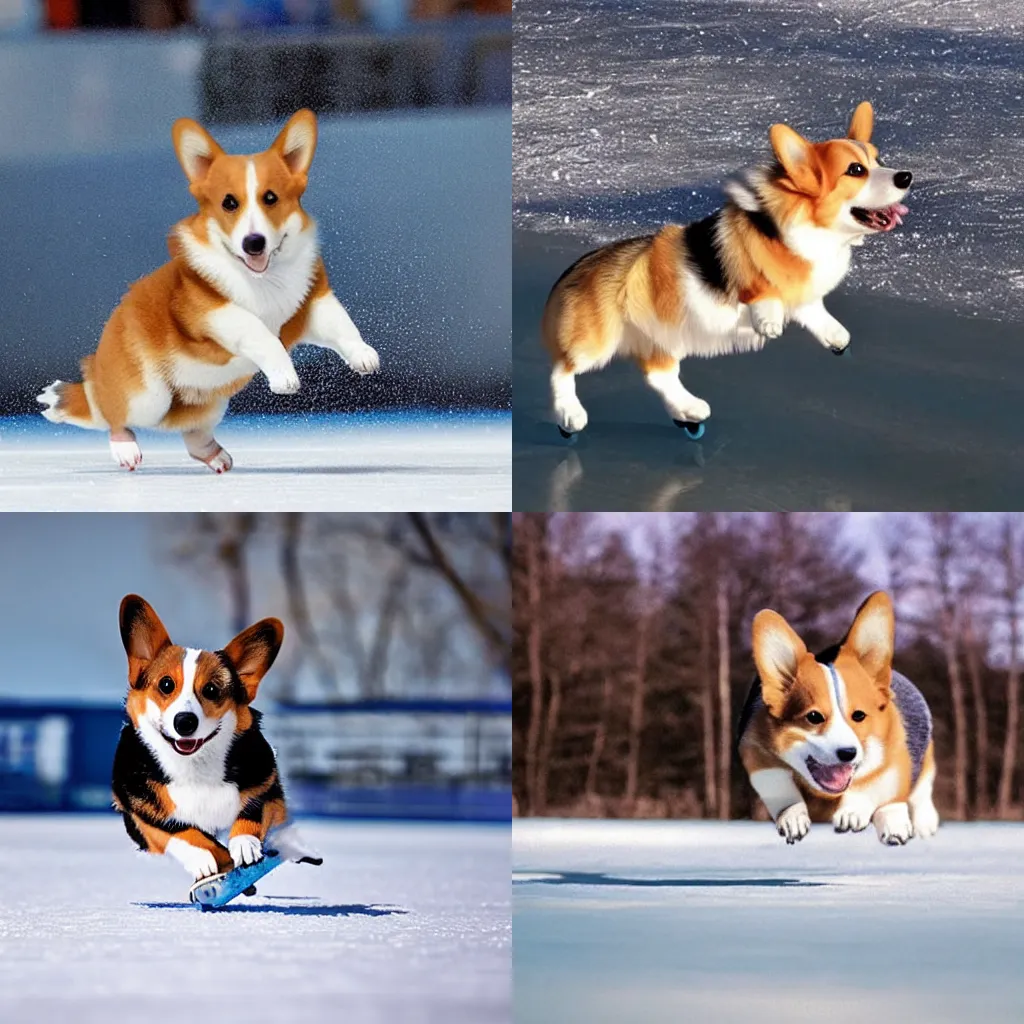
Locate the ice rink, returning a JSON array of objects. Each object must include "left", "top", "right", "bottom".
[
  {"left": 514, "top": 819, "right": 1024, "bottom": 1024},
  {"left": 0, "top": 816, "right": 510, "bottom": 1023},
  {"left": 0, "top": 413, "right": 510, "bottom": 511}
]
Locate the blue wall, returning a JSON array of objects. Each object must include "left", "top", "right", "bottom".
[{"left": 0, "top": 701, "right": 511, "bottom": 822}]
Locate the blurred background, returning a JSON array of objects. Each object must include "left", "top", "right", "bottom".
[
  {"left": 0, "top": 0, "right": 510, "bottom": 414},
  {"left": 513, "top": 512, "right": 1024, "bottom": 822},
  {"left": 0, "top": 512, "right": 511, "bottom": 820}
]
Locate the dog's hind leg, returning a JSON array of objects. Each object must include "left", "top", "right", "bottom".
[
  {"left": 636, "top": 353, "right": 711, "bottom": 426},
  {"left": 908, "top": 742, "right": 940, "bottom": 838},
  {"left": 183, "top": 427, "right": 233, "bottom": 475},
  {"left": 550, "top": 361, "right": 589, "bottom": 436}
]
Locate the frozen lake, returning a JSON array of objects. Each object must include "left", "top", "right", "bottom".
[
  {"left": 0, "top": 816, "right": 510, "bottom": 1024},
  {"left": 513, "top": 819, "right": 1024, "bottom": 1024},
  {"left": 513, "top": 232, "right": 1024, "bottom": 512},
  {"left": 0, "top": 413, "right": 510, "bottom": 512}
]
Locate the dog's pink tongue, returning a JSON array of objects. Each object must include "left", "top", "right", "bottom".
[
  {"left": 811, "top": 761, "right": 854, "bottom": 792},
  {"left": 245, "top": 251, "right": 270, "bottom": 274},
  {"left": 175, "top": 738, "right": 201, "bottom": 754}
]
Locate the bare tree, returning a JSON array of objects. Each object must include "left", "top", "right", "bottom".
[
  {"left": 997, "top": 516, "right": 1022, "bottom": 816},
  {"left": 928, "top": 513, "right": 969, "bottom": 820},
  {"left": 716, "top": 569, "right": 731, "bottom": 820}
]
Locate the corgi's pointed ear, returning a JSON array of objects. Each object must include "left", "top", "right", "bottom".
[
  {"left": 172, "top": 118, "right": 224, "bottom": 186},
  {"left": 221, "top": 618, "right": 284, "bottom": 703},
  {"left": 752, "top": 609, "right": 807, "bottom": 718},
  {"left": 769, "top": 123, "right": 820, "bottom": 194},
  {"left": 847, "top": 101, "right": 874, "bottom": 143},
  {"left": 271, "top": 109, "right": 318, "bottom": 179},
  {"left": 841, "top": 591, "right": 894, "bottom": 696},
  {"left": 120, "top": 595, "right": 172, "bottom": 688}
]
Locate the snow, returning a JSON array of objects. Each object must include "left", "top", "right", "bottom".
[
  {"left": 514, "top": 0, "right": 1024, "bottom": 320},
  {"left": 513, "top": 819, "right": 1024, "bottom": 1023},
  {"left": 0, "top": 816, "right": 510, "bottom": 1024},
  {"left": 0, "top": 413, "right": 510, "bottom": 511}
]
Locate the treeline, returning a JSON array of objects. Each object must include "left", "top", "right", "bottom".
[{"left": 512, "top": 513, "right": 1024, "bottom": 821}]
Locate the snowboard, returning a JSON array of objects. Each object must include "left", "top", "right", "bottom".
[{"left": 188, "top": 851, "right": 283, "bottom": 910}]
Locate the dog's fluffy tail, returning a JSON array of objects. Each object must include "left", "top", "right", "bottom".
[{"left": 36, "top": 356, "right": 105, "bottom": 429}]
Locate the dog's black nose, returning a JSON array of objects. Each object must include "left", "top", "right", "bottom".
[
  {"left": 242, "top": 234, "right": 266, "bottom": 255},
  {"left": 893, "top": 171, "right": 912, "bottom": 189},
  {"left": 836, "top": 747, "right": 857, "bottom": 763},
  {"left": 174, "top": 712, "right": 199, "bottom": 737}
]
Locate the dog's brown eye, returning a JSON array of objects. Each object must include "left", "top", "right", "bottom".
[
  {"left": 851, "top": 710, "right": 866, "bottom": 722},
  {"left": 222, "top": 194, "right": 239, "bottom": 211},
  {"left": 201, "top": 682, "right": 219, "bottom": 700},
  {"left": 846, "top": 162, "right": 867, "bottom": 177},
  {"left": 806, "top": 710, "right": 825, "bottom": 725},
  {"left": 158, "top": 676, "right": 175, "bottom": 695},
  {"left": 262, "top": 190, "right": 278, "bottom": 206}
]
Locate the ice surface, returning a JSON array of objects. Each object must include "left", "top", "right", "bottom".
[
  {"left": 514, "top": 819, "right": 1024, "bottom": 1023},
  {"left": 0, "top": 413, "right": 510, "bottom": 511},
  {"left": 514, "top": 0, "right": 1024, "bottom": 319},
  {"left": 0, "top": 816, "right": 510, "bottom": 1024}
]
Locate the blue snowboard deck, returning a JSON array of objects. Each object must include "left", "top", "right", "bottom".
[{"left": 189, "top": 853, "right": 283, "bottom": 910}]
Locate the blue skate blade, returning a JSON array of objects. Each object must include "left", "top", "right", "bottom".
[{"left": 190, "top": 853, "right": 283, "bottom": 910}]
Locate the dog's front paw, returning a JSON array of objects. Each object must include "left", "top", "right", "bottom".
[
  {"left": 833, "top": 795, "right": 874, "bottom": 833},
  {"left": 750, "top": 302, "right": 785, "bottom": 339},
  {"left": 874, "top": 803, "right": 913, "bottom": 846},
  {"left": 776, "top": 802, "right": 811, "bottom": 844},
  {"left": 819, "top": 320, "right": 851, "bottom": 354},
  {"left": 911, "top": 801, "right": 940, "bottom": 839},
  {"left": 229, "top": 834, "right": 264, "bottom": 868},
  {"left": 166, "top": 838, "right": 220, "bottom": 881},
  {"left": 266, "top": 365, "right": 301, "bottom": 395},
  {"left": 347, "top": 343, "right": 380, "bottom": 376}
]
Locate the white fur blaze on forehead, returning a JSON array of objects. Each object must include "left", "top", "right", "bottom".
[{"left": 182, "top": 648, "right": 202, "bottom": 691}]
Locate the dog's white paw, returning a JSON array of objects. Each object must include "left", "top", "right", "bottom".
[
  {"left": 819, "top": 320, "right": 851, "bottom": 353},
  {"left": 347, "top": 343, "right": 380, "bottom": 376},
  {"left": 165, "top": 838, "right": 219, "bottom": 881},
  {"left": 669, "top": 396, "right": 711, "bottom": 424},
  {"left": 750, "top": 304, "right": 785, "bottom": 339},
  {"left": 555, "top": 397, "right": 589, "bottom": 435},
  {"left": 833, "top": 795, "right": 874, "bottom": 833},
  {"left": 776, "top": 802, "right": 811, "bottom": 844},
  {"left": 911, "top": 801, "right": 940, "bottom": 839},
  {"left": 229, "top": 834, "right": 264, "bottom": 868},
  {"left": 874, "top": 803, "right": 913, "bottom": 846},
  {"left": 37, "top": 380, "right": 65, "bottom": 422},
  {"left": 203, "top": 448, "right": 233, "bottom": 474},
  {"left": 266, "top": 365, "right": 301, "bottom": 395},
  {"left": 110, "top": 439, "right": 142, "bottom": 471}
]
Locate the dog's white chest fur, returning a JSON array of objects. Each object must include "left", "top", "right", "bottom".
[
  {"left": 166, "top": 779, "right": 241, "bottom": 834},
  {"left": 783, "top": 223, "right": 853, "bottom": 298},
  {"left": 177, "top": 218, "right": 319, "bottom": 336}
]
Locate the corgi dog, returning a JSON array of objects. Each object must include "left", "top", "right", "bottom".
[
  {"left": 37, "top": 109, "right": 380, "bottom": 473},
  {"left": 111, "top": 594, "right": 322, "bottom": 880},
  {"left": 542, "top": 102, "right": 911, "bottom": 436},
  {"left": 738, "top": 591, "right": 939, "bottom": 846}
]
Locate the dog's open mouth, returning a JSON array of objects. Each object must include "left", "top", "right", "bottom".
[
  {"left": 851, "top": 203, "right": 908, "bottom": 233},
  {"left": 806, "top": 755, "right": 855, "bottom": 794},
  {"left": 163, "top": 725, "right": 220, "bottom": 756},
  {"left": 235, "top": 237, "right": 286, "bottom": 275}
]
